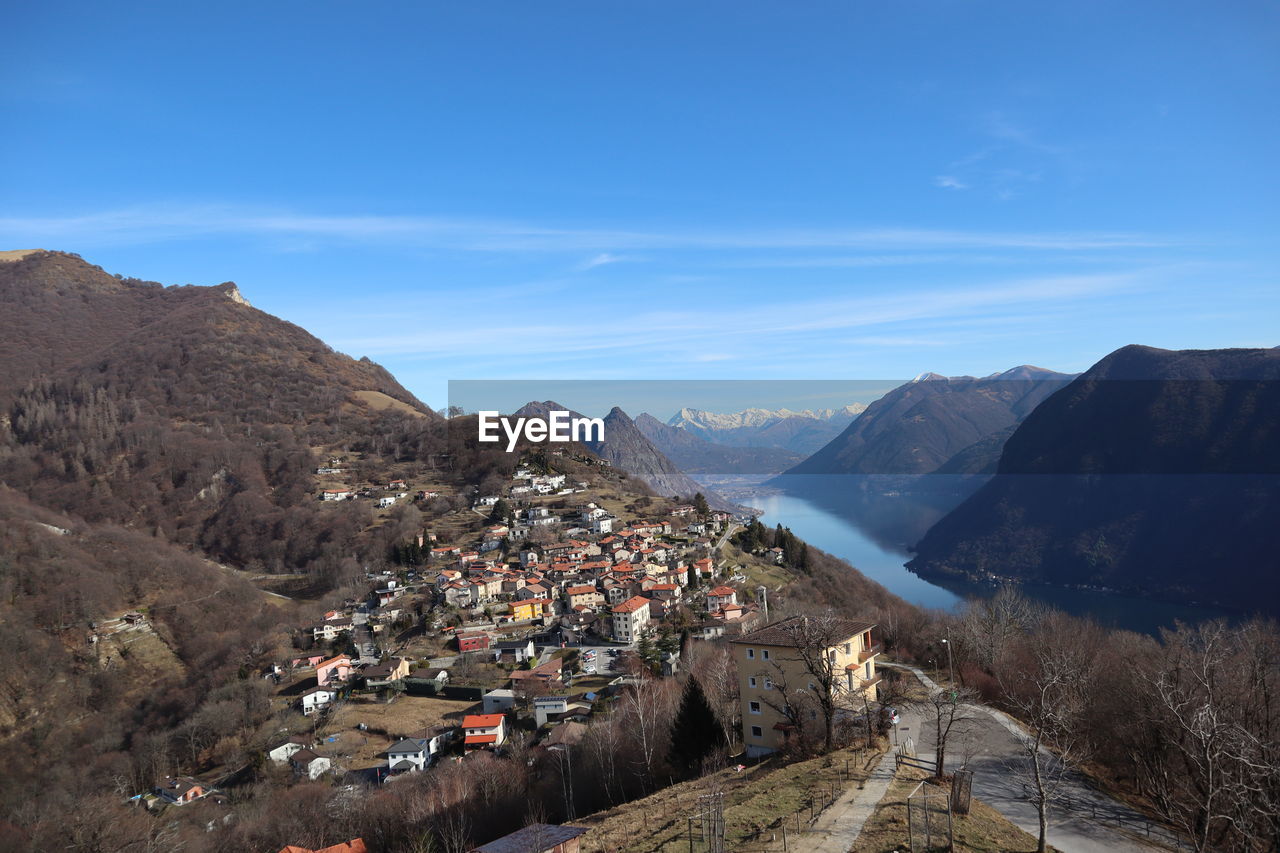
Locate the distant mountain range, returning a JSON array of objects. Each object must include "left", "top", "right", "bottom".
[
  {"left": 908, "top": 345, "right": 1280, "bottom": 614},
  {"left": 514, "top": 402, "right": 735, "bottom": 509},
  {"left": 634, "top": 413, "right": 804, "bottom": 474},
  {"left": 783, "top": 366, "right": 1075, "bottom": 476},
  {"left": 667, "top": 404, "right": 866, "bottom": 455}
]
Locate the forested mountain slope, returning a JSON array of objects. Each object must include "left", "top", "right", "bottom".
[
  {"left": 908, "top": 345, "right": 1280, "bottom": 613},
  {"left": 784, "top": 366, "right": 1074, "bottom": 476}
]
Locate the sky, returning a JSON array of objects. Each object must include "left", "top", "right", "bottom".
[{"left": 2, "top": 1, "right": 1277, "bottom": 410}]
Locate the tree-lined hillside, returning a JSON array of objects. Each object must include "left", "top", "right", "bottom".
[{"left": 909, "top": 345, "right": 1280, "bottom": 613}]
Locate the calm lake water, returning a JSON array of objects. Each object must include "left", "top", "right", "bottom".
[{"left": 707, "top": 474, "right": 1238, "bottom": 635}]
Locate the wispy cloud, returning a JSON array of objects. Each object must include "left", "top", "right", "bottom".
[
  {"left": 984, "top": 111, "right": 1065, "bottom": 156},
  {"left": 935, "top": 111, "right": 1069, "bottom": 199},
  {"left": 328, "top": 269, "right": 1151, "bottom": 359},
  {"left": 0, "top": 204, "right": 1172, "bottom": 253},
  {"left": 575, "top": 252, "right": 632, "bottom": 270}
]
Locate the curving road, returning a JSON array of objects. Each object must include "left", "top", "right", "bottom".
[{"left": 882, "top": 663, "right": 1182, "bottom": 853}]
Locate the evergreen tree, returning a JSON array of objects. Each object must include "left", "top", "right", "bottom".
[
  {"left": 667, "top": 676, "right": 727, "bottom": 777},
  {"left": 490, "top": 497, "right": 511, "bottom": 524},
  {"left": 693, "top": 492, "right": 710, "bottom": 518},
  {"left": 637, "top": 632, "right": 659, "bottom": 673}
]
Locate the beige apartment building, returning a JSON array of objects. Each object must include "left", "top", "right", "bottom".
[
  {"left": 732, "top": 615, "right": 880, "bottom": 756},
  {"left": 610, "top": 595, "right": 651, "bottom": 643}
]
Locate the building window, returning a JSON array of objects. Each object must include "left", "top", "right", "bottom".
[
  {"left": 749, "top": 701, "right": 761, "bottom": 714},
  {"left": 843, "top": 643, "right": 852, "bottom": 655},
  {"left": 764, "top": 678, "right": 773, "bottom": 690},
  {"left": 746, "top": 648, "right": 755, "bottom": 659},
  {"left": 866, "top": 662, "right": 873, "bottom": 679},
  {"left": 751, "top": 725, "right": 763, "bottom": 738},
  {"left": 748, "top": 677, "right": 757, "bottom": 688},
  {"left": 762, "top": 649, "right": 771, "bottom": 661}
]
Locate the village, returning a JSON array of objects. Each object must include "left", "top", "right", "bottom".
[{"left": 143, "top": 448, "right": 813, "bottom": 825}]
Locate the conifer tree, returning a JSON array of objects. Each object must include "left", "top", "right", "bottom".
[{"left": 667, "top": 676, "right": 726, "bottom": 777}]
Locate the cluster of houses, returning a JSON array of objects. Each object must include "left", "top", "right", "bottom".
[
  {"left": 435, "top": 476, "right": 748, "bottom": 648},
  {"left": 316, "top": 457, "right": 421, "bottom": 509},
  {"left": 253, "top": 456, "right": 817, "bottom": 791}
]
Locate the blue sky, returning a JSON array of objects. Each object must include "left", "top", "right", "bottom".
[{"left": 2, "top": 1, "right": 1277, "bottom": 409}]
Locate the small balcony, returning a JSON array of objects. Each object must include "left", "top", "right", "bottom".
[{"left": 858, "top": 643, "right": 881, "bottom": 663}]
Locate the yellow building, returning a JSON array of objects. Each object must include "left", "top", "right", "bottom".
[
  {"left": 731, "top": 615, "right": 880, "bottom": 756},
  {"left": 509, "top": 598, "right": 552, "bottom": 622}
]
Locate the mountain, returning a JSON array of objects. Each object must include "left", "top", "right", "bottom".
[
  {"left": 0, "top": 250, "right": 696, "bottom": 844},
  {"left": 668, "top": 404, "right": 866, "bottom": 454},
  {"left": 907, "top": 345, "right": 1280, "bottom": 614},
  {"left": 514, "top": 401, "right": 734, "bottom": 508},
  {"left": 783, "top": 366, "right": 1075, "bottom": 476},
  {"left": 634, "top": 412, "right": 804, "bottom": 474},
  {"left": 0, "top": 250, "right": 448, "bottom": 581},
  {"left": 0, "top": 249, "right": 428, "bottom": 411}
]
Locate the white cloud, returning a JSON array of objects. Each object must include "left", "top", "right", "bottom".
[
  {"left": 0, "top": 204, "right": 1171, "bottom": 253},
  {"left": 934, "top": 175, "right": 968, "bottom": 190},
  {"left": 576, "top": 252, "right": 630, "bottom": 270}
]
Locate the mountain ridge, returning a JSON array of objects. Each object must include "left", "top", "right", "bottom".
[
  {"left": 667, "top": 403, "right": 866, "bottom": 454},
  {"left": 908, "top": 344, "right": 1280, "bottom": 613},
  {"left": 634, "top": 412, "right": 804, "bottom": 474},
  {"left": 782, "top": 365, "right": 1075, "bottom": 476}
]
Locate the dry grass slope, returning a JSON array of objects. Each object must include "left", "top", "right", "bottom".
[
  {"left": 851, "top": 766, "right": 1056, "bottom": 853},
  {"left": 575, "top": 741, "right": 888, "bottom": 852}
]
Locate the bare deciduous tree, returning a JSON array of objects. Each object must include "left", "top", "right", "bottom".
[
  {"left": 928, "top": 685, "right": 979, "bottom": 779},
  {"left": 998, "top": 613, "right": 1098, "bottom": 853}
]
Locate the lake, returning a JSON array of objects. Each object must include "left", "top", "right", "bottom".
[{"left": 705, "top": 474, "right": 1239, "bottom": 634}]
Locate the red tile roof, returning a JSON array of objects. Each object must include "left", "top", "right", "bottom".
[
  {"left": 462, "top": 713, "right": 505, "bottom": 728},
  {"left": 612, "top": 595, "right": 649, "bottom": 614}
]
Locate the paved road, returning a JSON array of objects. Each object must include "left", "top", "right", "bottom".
[{"left": 884, "top": 663, "right": 1176, "bottom": 853}]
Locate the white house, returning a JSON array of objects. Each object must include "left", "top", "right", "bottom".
[
  {"left": 267, "top": 737, "right": 309, "bottom": 765},
  {"left": 290, "top": 749, "right": 331, "bottom": 780},
  {"left": 533, "top": 695, "right": 572, "bottom": 727},
  {"left": 706, "top": 585, "right": 738, "bottom": 611},
  {"left": 482, "top": 688, "right": 517, "bottom": 714},
  {"left": 492, "top": 639, "right": 536, "bottom": 663},
  {"left": 311, "top": 619, "right": 353, "bottom": 642},
  {"left": 386, "top": 738, "right": 429, "bottom": 773},
  {"left": 301, "top": 686, "right": 338, "bottom": 716},
  {"left": 462, "top": 713, "right": 507, "bottom": 751}
]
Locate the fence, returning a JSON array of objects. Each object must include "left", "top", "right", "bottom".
[
  {"left": 675, "top": 745, "right": 884, "bottom": 852},
  {"left": 894, "top": 736, "right": 937, "bottom": 775},
  {"left": 906, "top": 780, "right": 953, "bottom": 853}
]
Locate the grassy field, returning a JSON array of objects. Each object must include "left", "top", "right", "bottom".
[
  {"left": 575, "top": 740, "right": 888, "bottom": 852},
  {"left": 851, "top": 766, "right": 1056, "bottom": 853},
  {"left": 720, "top": 541, "right": 795, "bottom": 590},
  {"left": 321, "top": 694, "right": 480, "bottom": 767},
  {"left": 348, "top": 390, "right": 431, "bottom": 418}
]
